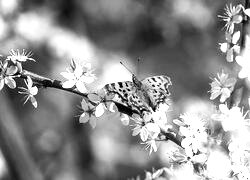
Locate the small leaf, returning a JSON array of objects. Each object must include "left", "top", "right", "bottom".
[{"left": 88, "top": 93, "right": 101, "bottom": 103}]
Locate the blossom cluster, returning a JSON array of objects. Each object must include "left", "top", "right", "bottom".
[
  {"left": 60, "top": 59, "right": 96, "bottom": 93},
  {"left": 218, "top": 3, "right": 250, "bottom": 80},
  {"left": 130, "top": 105, "right": 173, "bottom": 154},
  {"left": 0, "top": 49, "right": 38, "bottom": 107}
]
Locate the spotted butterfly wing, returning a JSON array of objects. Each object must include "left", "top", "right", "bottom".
[
  {"left": 104, "top": 74, "right": 171, "bottom": 115},
  {"left": 141, "top": 75, "right": 172, "bottom": 110},
  {"left": 104, "top": 81, "right": 150, "bottom": 114}
]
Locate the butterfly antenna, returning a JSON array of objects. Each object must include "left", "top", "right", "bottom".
[
  {"left": 120, "top": 61, "right": 134, "bottom": 75},
  {"left": 137, "top": 58, "right": 140, "bottom": 76}
]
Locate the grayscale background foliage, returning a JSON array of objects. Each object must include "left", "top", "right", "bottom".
[{"left": 0, "top": 0, "right": 236, "bottom": 179}]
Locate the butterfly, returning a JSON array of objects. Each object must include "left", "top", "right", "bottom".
[{"left": 104, "top": 74, "right": 172, "bottom": 115}]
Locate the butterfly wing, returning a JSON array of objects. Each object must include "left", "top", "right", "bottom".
[
  {"left": 104, "top": 81, "right": 150, "bottom": 114},
  {"left": 141, "top": 75, "right": 172, "bottom": 110}
]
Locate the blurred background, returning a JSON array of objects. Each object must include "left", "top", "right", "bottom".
[{"left": 0, "top": 0, "right": 240, "bottom": 179}]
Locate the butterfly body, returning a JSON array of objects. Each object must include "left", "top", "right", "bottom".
[{"left": 105, "top": 74, "right": 172, "bottom": 115}]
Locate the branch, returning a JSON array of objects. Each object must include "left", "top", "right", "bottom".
[{"left": 19, "top": 70, "right": 183, "bottom": 148}]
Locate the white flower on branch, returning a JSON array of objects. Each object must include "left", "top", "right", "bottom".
[
  {"left": 209, "top": 71, "right": 236, "bottom": 102},
  {"left": 18, "top": 76, "right": 38, "bottom": 108},
  {"left": 173, "top": 113, "right": 208, "bottom": 157},
  {"left": 218, "top": 4, "right": 243, "bottom": 34},
  {"left": 142, "top": 139, "right": 157, "bottom": 155},
  {"left": 131, "top": 113, "right": 160, "bottom": 142},
  {"left": 145, "top": 168, "right": 165, "bottom": 180},
  {"left": 79, "top": 98, "right": 102, "bottom": 128},
  {"left": 219, "top": 31, "right": 240, "bottom": 62},
  {"left": 7, "top": 49, "right": 35, "bottom": 63},
  {"left": 168, "top": 149, "right": 208, "bottom": 165},
  {"left": 212, "top": 104, "right": 250, "bottom": 132},
  {"left": 0, "top": 61, "right": 18, "bottom": 91},
  {"left": 87, "top": 89, "right": 115, "bottom": 113},
  {"left": 61, "top": 60, "right": 96, "bottom": 93}
]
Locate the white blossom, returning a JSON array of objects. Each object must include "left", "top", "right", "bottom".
[
  {"left": 210, "top": 71, "right": 236, "bottom": 102},
  {"left": 18, "top": 76, "right": 38, "bottom": 108},
  {"left": 61, "top": 61, "right": 96, "bottom": 93}
]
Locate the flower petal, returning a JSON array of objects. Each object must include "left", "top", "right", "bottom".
[
  {"left": 232, "top": 31, "right": 240, "bottom": 44},
  {"left": 220, "top": 88, "right": 231, "bottom": 102},
  {"left": 132, "top": 126, "right": 141, "bottom": 136},
  {"left": 226, "top": 48, "right": 234, "bottom": 62},
  {"left": 76, "top": 81, "right": 87, "bottom": 93},
  {"left": 224, "top": 78, "right": 236, "bottom": 87},
  {"left": 62, "top": 80, "right": 76, "bottom": 88},
  {"left": 6, "top": 66, "right": 18, "bottom": 75},
  {"left": 5, "top": 77, "right": 16, "bottom": 89},
  {"left": 173, "top": 119, "right": 186, "bottom": 126},
  {"left": 30, "top": 96, "right": 38, "bottom": 108},
  {"left": 219, "top": 43, "right": 228, "bottom": 53},
  {"left": 244, "top": 8, "right": 250, "bottom": 17},
  {"left": 95, "top": 104, "right": 105, "bottom": 117},
  {"left": 80, "top": 75, "right": 95, "bottom": 84},
  {"left": 60, "top": 72, "right": 75, "bottom": 80},
  {"left": 140, "top": 127, "right": 149, "bottom": 142},
  {"left": 74, "top": 65, "right": 83, "bottom": 78},
  {"left": 120, "top": 113, "right": 130, "bottom": 126},
  {"left": 79, "top": 113, "right": 89, "bottom": 123},
  {"left": 89, "top": 116, "right": 97, "bottom": 128},
  {"left": 30, "top": 86, "right": 38, "bottom": 96},
  {"left": 0, "top": 79, "right": 4, "bottom": 90},
  {"left": 109, "top": 102, "right": 117, "bottom": 112},
  {"left": 219, "top": 104, "right": 229, "bottom": 114},
  {"left": 210, "top": 90, "right": 221, "bottom": 100},
  {"left": 88, "top": 93, "right": 101, "bottom": 103},
  {"left": 146, "top": 123, "right": 160, "bottom": 138},
  {"left": 81, "top": 99, "right": 88, "bottom": 110}
]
